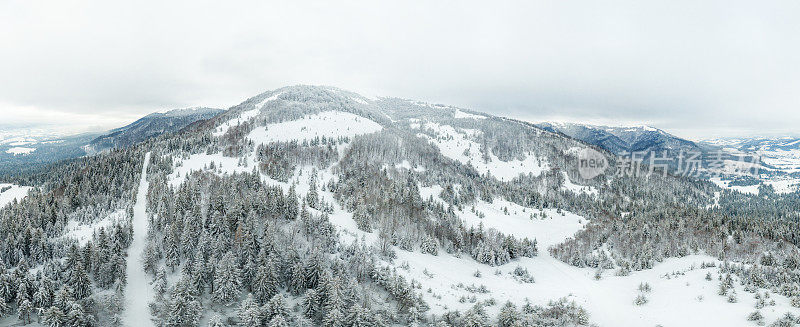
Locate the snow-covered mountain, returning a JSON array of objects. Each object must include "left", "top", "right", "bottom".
[
  {"left": 536, "top": 122, "right": 701, "bottom": 155},
  {"left": 2, "top": 85, "right": 800, "bottom": 327},
  {"left": 0, "top": 108, "right": 223, "bottom": 176},
  {"left": 86, "top": 107, "right": 223, "bottom": 153},
  {"left": 704, "top": 136, "right": 800, "bottom": 152}
]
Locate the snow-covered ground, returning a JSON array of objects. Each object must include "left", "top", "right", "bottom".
[
  {"left": 417, "top": 122, "right": 548, "bottom": 181},
  {"left": 457, "top": 197, "right": 587, "bottom": 248},
  {"left": 561, "top": 172, "right": 599, "bottom": 196},
  {"left": 0, "top": 183, "right": 32, "bottom": 207},
  {"left": 122, "top": 152, "right": 155, "bottom": 327},
  {"left": 761, "top": 149, "right": 800, "bottom": 174},
  {"left": 212, "top": 93, "right": 283, "bottom": 137},
  {"left": 381, "top": 197, "right": 800, "bottom": 326},
  {"left": 247, "top": 111, "right": 382, "bottom": 144},
  {"left": 5, "top": 146, "right": 36, "bottom": 155},
  {"left": 168, "top": 152, "right": 260, "bottom": 188},
  {"left": 454, "top": 109, "right": 486, "bottom": 120},
  {"left": 61, "top": 209, "right": 125, "bottom": 246},
  {"left": 308, "top": 170, "right": 797, "bottom": 325}
]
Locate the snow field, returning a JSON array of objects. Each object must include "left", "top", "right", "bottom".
[
  {"left": 212, "top": 92, "right": 283, "bottom": 137},
  {"left": 457, "top": 197, "right": 587, "bottom": 249},
  {"left": 390, "top": 198, "right": 800, "bottom": 326},
  {"left": 561, "top": 172, "right": 599, "bottom": 197},
  {"left": 247, "top": 111, "right": 382, "bottom": 144},
  {"left": 61, "top": 209, "right": 125, "bottom": 246},
  {"left": 5, "top": 146, "right": 36, "bottom": 155},
  {"left": 0, "top": 183, "right": 32, "bottom": 207},
  {"left": 454, "top": 109, "right": 486, "bottom": 120}
]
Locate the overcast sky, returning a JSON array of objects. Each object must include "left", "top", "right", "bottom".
[{"left": 1, "top": 0, "right": 798, "bottom": 139}]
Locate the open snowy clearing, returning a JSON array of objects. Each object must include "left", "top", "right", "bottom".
[
  {"left": 247, "top": 110, "right": 382, "bottom": 144},
  {"left": 417, "top": 122, "right": 548, "bottom": 181},
  {"left": 122, "top": 152, "right": 155, "bottom": 327},
  {"left": 168, "top": 152, "right": 259, "bottom": 188},
  {"left": 387, "top": 203, "right": 800, "bottom": 327},
  {"left": 5, "top": 146, "right": 36, "bottom": 155},
  {"left": 561, "top": 172, "right": 599, "bottom": 197},
  {"left": 457, "top": 197, "right": 588, "bottom": 249},
  {"left": 0, "top": 183, "right": 32, "bottom": 207},
  {"left": 710, "top": 178, "right": 761, "bottom": 195},
  {"left": 454, "top": 109, "right": 486, "bottom": 120},
  {"left": 61, "top": 209, "right": 125, "bottom": 246},
  {"left": 212, "top": 93, "right": 283, "bottom": 137}
]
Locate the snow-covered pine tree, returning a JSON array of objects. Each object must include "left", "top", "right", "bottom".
[
  {"left": 236, "top": 293, "right": 262, "bottom": 327},
  {"left": 165, "top": 280, "right": 202, "bottom": 327},
  {"left": 213, "top": 252, "right": 242, "bottom": 305},
  {"left": 252, "top": 259, "right": 279, "bottom": 304}
]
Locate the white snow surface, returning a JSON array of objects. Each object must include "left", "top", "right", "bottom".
[
  {"left": 383, "top": 197, "right": 800, "bottom": 326},
  {"left": 454, "top": 109, "right": 486, "bottom": 120},
  {"left": 61, "top": 209, "right": 125, "bottom": 246},
  {"left": 457, "top": 197, "right": 587, "bottom": 248},
  {"left": 247, "top": 111, "right": 382, "bottom": 144},
  {"left": 0, "top": 183, "right": 31, "bottom": 207},
  {"left": 212, "top": 93, "right": 284, "bottom": 137},
  {"left": 419, "top": 122, "right": 548, "bottom": 181},
  {"left": 168, "top": 152, "right": 259, "bottom": 188},
  {"left": 561, "top": 172, "right": 599, "bottom": 196},
  {"left": 122, "top": 152, "right": 155, "bottom": 327},
  {"left": 5, "top": 146, "right": 35, "bottom": 155},
  {"left": 710, "top": 178, "right": 761, "bottom": 195}
]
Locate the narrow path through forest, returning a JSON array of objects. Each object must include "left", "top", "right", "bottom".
[{"left": 122, "top": 152, "right": 154, "bottom": 327}]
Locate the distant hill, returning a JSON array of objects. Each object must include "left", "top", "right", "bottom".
[
  {"left": 535, "top": 122, "right": 701, "bottom": 155},
  {"left": 0, "top": 108, "right": 223, "bottom": 176},
  {"left": 86, "top": 107, "right": 223, "bottom": 153}
]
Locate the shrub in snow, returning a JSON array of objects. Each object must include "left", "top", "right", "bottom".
[
  {"left": 634, "top": 294, "right": 648, "bottom": 306},
  {"left": 638, "top": 282, "right": 652, "bottom": 293},
  {"left": 419, "top": 236, "right": 438, "bottom": 256},
  {"left": 728, "top": 291, "right": 738, "bottom": 303},
  {"left": 512, "top": 266, "right": 535, "bottom": 284},
  {"left": 770, "top": 313, "right": 800, "bottom": 327},
  {"left": 748, "top": 311, "right": 763, "bottom": 322}
]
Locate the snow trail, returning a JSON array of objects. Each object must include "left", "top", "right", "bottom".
[{"left": 122, "top": 152, "right": 155, "bottom": 327}]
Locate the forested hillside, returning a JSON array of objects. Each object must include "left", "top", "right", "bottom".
[{"left": 1, "top": 85, "right": 799, "bottom": 326}]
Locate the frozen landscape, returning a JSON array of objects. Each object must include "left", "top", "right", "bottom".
[
  {"left": 4, "top": 86, "right": 797, "bottom": 326},
  {"left": 1, "top": 86, "right": 800, "bottom": 327}
]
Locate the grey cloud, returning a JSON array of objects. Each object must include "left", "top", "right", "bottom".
[{"left": 1, "top": 0, "right": 798, "bottom": 138}]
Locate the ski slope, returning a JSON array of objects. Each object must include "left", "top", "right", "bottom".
[{"left": 122, "top": 152, "right": 155, "bottom": 327}]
